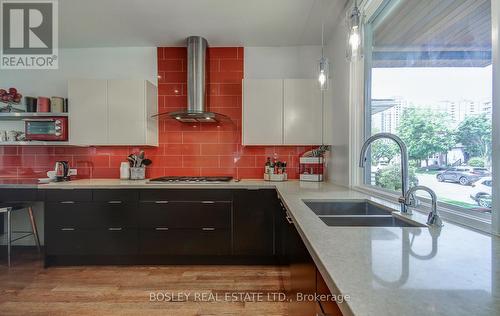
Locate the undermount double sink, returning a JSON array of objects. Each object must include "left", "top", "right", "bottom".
[{"left": 303, "top": 200, "right": 425, "bottom": 227}]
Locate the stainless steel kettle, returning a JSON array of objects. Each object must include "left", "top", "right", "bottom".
[{"left": 54, "top": 161, "right": 70, "bottom": 182}]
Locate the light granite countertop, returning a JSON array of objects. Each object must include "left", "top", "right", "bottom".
[{"left": 5, "top": 179, "right": 500, "bottom": 315}]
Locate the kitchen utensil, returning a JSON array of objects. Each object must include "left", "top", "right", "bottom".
[
  {"left": 136, "top": 151, "right": 145, "bottom": 167},
  {"left": 142, "top": 159, "right": 152, "bottom": 166},
  {"left": 37, "top": 97, "right": 50, "bottom": 112},
  {"left": 0, "top": 131, "right": 6, "bottom": 142},
  {"left": 25, "top": 97, "right": 37, "bottom": 112},
  {"left": 128, "top": 155, "right": 136, "bottom": 167},
  {"left": 50, "top": 97, "right": 64, "bottom": 113},
  {"left": 54, "top": 161, "right": 70, "bottom": 182}
]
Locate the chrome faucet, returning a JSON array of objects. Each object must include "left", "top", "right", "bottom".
[
  {"left": 403, "top": 186, "right": 443, "bottom": 227},
  {"left": 359, "top": 133, "right": 410, "bottom": 214}
]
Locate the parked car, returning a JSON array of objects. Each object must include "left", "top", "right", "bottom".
[
  {"left": 436, "top": 166, "right": 490, "bottom": 185},
  {"left": 470, "top": 177, "right": 492, "bottom": 208}
]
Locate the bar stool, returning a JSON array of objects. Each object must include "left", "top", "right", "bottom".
[{"left": 0, "top": 203, "right": 41, "bottom": 267}]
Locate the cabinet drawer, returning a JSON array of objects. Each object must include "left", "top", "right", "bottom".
[
  {"left": 139, "top": 201, "right": 231, "bottom": 228},
  {"left": 44, "top": 189, "right": 92, "bottom": 202},
  {"left": 46, "top": 228, "right": 138, "bottom": 255},
  {"left": 46, "top": 201, "right": 138, "bottom": 229},
  {"left": 92, "top": 190, "right": 139, "bottom": 202},
  {"left": 139, "top": 228, "right": 230, "bottom": 255},
  {"left": 139, "top": 189, "right": 232, "bottom": 202}
]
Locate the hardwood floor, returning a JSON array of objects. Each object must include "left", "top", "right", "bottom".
[{"left": 0, "top": 249, "right": 292, "bottom": 316}]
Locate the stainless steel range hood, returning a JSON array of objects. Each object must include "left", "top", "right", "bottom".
[{"left": 154, "top": 36, "right": 230, "bottom": 123}]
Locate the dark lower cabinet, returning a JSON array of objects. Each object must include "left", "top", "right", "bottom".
[
  {"left": 46, "top": 228, "right": 138, "bottom": 256},
  {"left": 233, "top": 189, "right": 276, "bottom": 256},
  {"left": 44, "top": 189, "right": 309, "bottom": 268},
  {"left": 138, "top": 201, "right": 231, "bottom": 229},
  {"left": 139, "top": 228, "right": 231, "bottom": 256}
]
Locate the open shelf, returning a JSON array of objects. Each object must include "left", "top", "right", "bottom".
[
  {"left": 0, "top": 141, "right": 71, "bottom": 146},
  {"left": 0, "top": 112, "right": 68, "bottom": 121}
]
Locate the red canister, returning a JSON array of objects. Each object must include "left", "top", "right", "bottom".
[{"left": 37, "top": 97, "right": 50, "bottom": 112}]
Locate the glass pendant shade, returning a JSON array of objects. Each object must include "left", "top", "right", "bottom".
[
  {"left": 318, "top": 56, "right": 329, "bottom": 90},
  {"left": 346, "top": 3, "right": 363, "bottom": 61}
]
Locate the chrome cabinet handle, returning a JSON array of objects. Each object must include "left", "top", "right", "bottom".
[
  {"left": 155, "top": 201, "right": 169, "bottom": 204},
  {"left": 201, "top": 201, "right": 215, "bottom": 204},
  {"left": 202, "top": 227, "right": 216, "bottom": 231},
  {"left": 108, "top": 227, "right": 123, "bottom": 231},
  {"left": 155, "top": 227, "right": 169, "bottom": 231},
  {"left": 60, "top": 201, "right": 75, "bottom": 204},
  {"left": 108, "top": 201, "right": 122, "bottom": 204},
  {"left": 61, "top": 227, "right": 75, "bottom": 231}
]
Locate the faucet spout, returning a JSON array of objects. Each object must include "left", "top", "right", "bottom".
[
  {"left": 404, "top": 186, "right": 443, "bottom": 227},
  {"left": 359, "top": 133, "right": 410, "bottom": 213}
]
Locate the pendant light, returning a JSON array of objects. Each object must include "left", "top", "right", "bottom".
[
  {"left": 346, "top": 0, "right": 363, "bottom": 61},
  {"left": 318, "top": 19, "right": 329, "bottom": 90}
]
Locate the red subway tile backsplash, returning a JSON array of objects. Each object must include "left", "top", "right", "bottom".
[{"left": 0, "top": 47, "right": 317, "bottom": 180}]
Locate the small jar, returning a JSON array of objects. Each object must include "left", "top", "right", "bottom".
[{"left": 120, "top": 162, "right": 130, "bottom": 180}]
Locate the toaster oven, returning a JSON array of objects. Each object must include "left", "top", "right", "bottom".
[{"left": 24, "top": 117, "right": 68, "bottom": 141}]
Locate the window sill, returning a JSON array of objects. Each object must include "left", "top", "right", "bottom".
[{"left": 353, "top": 185, "right": 494, "bottom": 234}]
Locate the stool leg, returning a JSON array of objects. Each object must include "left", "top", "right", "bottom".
[
  {"left": 27, "top": 207, "right": 41, "bottom": 253},
  {"left": 7, "top": 208, "right": 12, "bottom": 268}
]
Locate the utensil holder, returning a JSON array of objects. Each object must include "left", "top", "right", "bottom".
[{"left": 130, "top": 167, "right": 145, "bottom": 180}]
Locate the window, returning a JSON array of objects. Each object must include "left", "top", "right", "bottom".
[{"left": 364, "top": 0, "right": 493, "bottom": 215}]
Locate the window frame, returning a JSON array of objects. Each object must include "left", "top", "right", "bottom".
[{"left": 351, "top": 0, "right": 496, "bottom": 233}]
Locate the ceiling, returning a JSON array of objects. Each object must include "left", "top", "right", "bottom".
[
  {"left": 58, "top": 0, "right": 345, "bottom": 48},
  {"left": 372, "top": 0, "right": 492, "bottom": 67}
]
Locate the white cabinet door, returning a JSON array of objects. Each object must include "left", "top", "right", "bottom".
[
  {"left": 243, "top": 79, "right": 283, "bottom": 145},
  {"left": 68, "top": 79, "right": 108, "bottom": 145},
  {"left": 283, "top": 79, "right": 322, "bottom": 145},
  {"left": 145, "top": 81, "right": 159, "bottom": 146},
  {"left": 107, "top": 80, "right": 145, "bottom": 145}
]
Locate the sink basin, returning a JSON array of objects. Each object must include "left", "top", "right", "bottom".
[
  {"left": 303, "top": 200, "right": 392, "bottom": 216},
  {"left": 303, "top": 200, "right": 425, "bottom": 227},
  {"left": 319, "top": 216, "right": 424, "bottom": 227}
]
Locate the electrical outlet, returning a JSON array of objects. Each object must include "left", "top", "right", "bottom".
[{"left": 69, "top": 169, "right": 77, "bottom": 176}]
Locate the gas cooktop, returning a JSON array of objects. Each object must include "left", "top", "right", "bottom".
[{"left": 148, "top": 176, "right": 233, "bottom": 183}]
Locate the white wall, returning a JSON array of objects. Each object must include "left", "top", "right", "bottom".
[
  {"left": 244, "top": 46, "right": 322, "bottom": 79},
  {"left": 0, "top": 47, "right": 157, "bottom": 99},
  {"left": 325, "top": 18, "right": 351, "bottom": 187}
]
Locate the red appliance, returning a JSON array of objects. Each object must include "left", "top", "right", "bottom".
[{"left": 25, "top": 117, "right": 68, "bottom": 141}]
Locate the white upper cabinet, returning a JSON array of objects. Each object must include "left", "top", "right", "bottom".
[
  {"left": 68, "top": 79, "right": 158, "bottom": 146},
  {"left": 283, "top": 79, "right": 322, "bottom": 145},
  {"left": 243, "top": 78, "right": 330, "bottom": 146},
  {"left": 68, "top": 79, "right": 108, "bottom": 146},
  {"left": 243, "top": 79, "right": 283, "bottom": 145}
]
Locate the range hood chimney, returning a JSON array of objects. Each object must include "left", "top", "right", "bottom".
[{"left": 154, "top": 36, "right": 229, "bottom": 123}]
